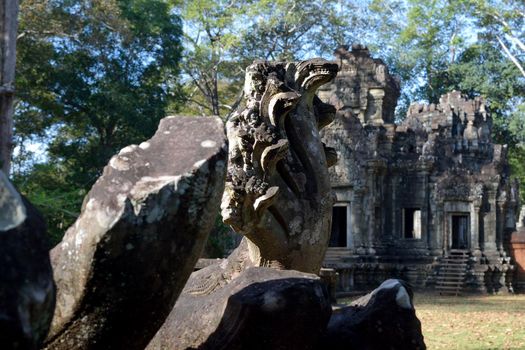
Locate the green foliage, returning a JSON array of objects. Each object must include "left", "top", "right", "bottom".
[
  {"left": 175, "top": 0, "right": 249, "bottom": 117},
  {"left": 12, "top": 163, "right": 85, "bottom": 246},
  {"left": 445, "top": 39, "right": 525, "bottom": 136},
  {"left": 14, "top": 0, "right": 183, "bottom": 240},
  {"left": 176, "top": 0, "right": 366, "bottom": 118},
  {"left": 237, "top": 0, "right": 349, "bottom": 60},
  {"left": 466, "top": 0, "right": 525, "bottom": 77},
  {"left": 507, "top": 104, "right": 525, "bottom": 201},
  {"left": 203, "top": 215, "right": 241, "bottom": 258},
  {"left": 369, "top": 0, "right": 474, "bottom": 108}
]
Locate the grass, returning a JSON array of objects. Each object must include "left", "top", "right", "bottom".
[
  {"left": 414, "top": 293, "right": 525, "bottom": 350},
  {"left": 340, "top": 292, "right": 525, "bottom": 349}
]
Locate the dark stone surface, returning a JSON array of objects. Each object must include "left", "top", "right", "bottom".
[
  {"left": 0, "top": 171, "right": 55, "bottom": 349},
  {"left": 320, "top": 279, "right": 426, "bottom": 350},
  {"left": 148, "top": 266, "right": 332, "bottom": 350},
  {"left": 44, "top": 116, "right": 227, "bottom": 350}
]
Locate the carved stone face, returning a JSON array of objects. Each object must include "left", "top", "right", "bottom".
[
  {"left": 221, "top": 59, "right": 338, "bottom": 273},
  {"left": 294, "top": 59, "right": 339, "bottom": 92}
]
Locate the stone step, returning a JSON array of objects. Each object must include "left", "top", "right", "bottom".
[
  {"left": 436, "top": 281, "right": 463, "bottom": 286},
  {"left": 444, "top": 252, "right": 469, "bottom": 256},
  {"left": 437, "top": 275, "right": 465, "bottom": 280},
  {"left": 440, "top": 267, "right": 466, "bottom": 271},
  {"left": 441, "top": 265, "right": 467, "bottom": 269},
  {"left": 441, "top": 258, "right": 469, "bottom": 262},
  {"left": 440, "top": 261, "right": 468, "bottom": 265},
  {"left": 436, "top": 284, "right": 463, "bottom": 288},
  {"left": 436, "top": 285, "right": 462, "bottom": 291},
  {"left": 435, "top": 251, "right": 468, "bottom": 294},
  {"left": 439, "top": 272, "right": 466, "bottom": 276},
  {"left": 438, "top": 274, "right": 465, "bottom": 279},
  {"left": 323, "top": 250, "right": 352, "bottom": 261},
  {"left": 449, "top": 249, "right": 469, "bottom": 252},
  {"left": 437, "top": 280, "right": 464, "bottom": 285},
  {"left": 441, "top": 256, "right": 469, "bottom": 261}
]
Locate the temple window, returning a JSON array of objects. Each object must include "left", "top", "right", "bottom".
[{"left": 403, "top": 208, "right": 422, "bottom": 239}]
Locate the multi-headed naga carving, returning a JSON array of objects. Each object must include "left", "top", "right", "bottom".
[{"left": 221, "top": 59, "right": 339, "bottom": 273}]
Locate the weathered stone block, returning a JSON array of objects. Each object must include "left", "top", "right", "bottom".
[
  {"left": 148, "top": 265, "right": 332, "bottom": 350},
  {"left": 320, "top": 279, "right": 425, "bottom": 350},
  {"left": 0, "top": 171, "right": 55, "bottom": 349},
  {"left": 44, "top": 116, "right": 227, "bottom": 350}
]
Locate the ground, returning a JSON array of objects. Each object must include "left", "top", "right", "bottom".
[
  {"left": 340, "top": 292, "right": 525, "bottom": 349},
  {"left": 414, "top": 293, "right": 525, "bottom": 350}
]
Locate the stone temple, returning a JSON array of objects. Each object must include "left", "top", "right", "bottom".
[{"left": 319, "top": 45, "right": 521, "bottom": 294}]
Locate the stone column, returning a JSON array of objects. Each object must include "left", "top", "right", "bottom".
[
  {"left": 367, "top": 88, "right": 385, "bottom": 126},
  {"left": 353, "top": 190, "right": 365, "bottom": 255},
  {"left": 471, "top": 204, "right": 482, "bottom": 257},
  {"left": 442, "top": 205, "right": 449, "bottom": 251},
  {"left": 346, "top": 203, "right": 353, "bottom": 249},
  {"left": 430, "top": 207, "right": 442, "bottom": 254},
  {"left": 483, "top": 189, "right": 498, "bottom": 253},
  {"left": 391, "top": 174, "right": 398, "bottom": 238},
  {"left": 419, "top": 164, "right": 430, "bottom": 249},
  {"left": 497, "top": 200, "right": 507, "bottom": 255},
  {"left": 366, "top": 167, "right": 376, "bottom": 255}
]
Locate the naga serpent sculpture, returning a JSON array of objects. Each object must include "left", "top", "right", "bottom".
[
  {"left": 221, "top": 58, "right": 339, "bottom": 274},
  {"left": 146, "top": 59, "right": 339, "bottom": 349}
]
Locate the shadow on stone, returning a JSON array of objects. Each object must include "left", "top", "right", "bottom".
[
  {"left": 202, "top": 276, "right": 331, "bottom": 350},
  {"left": 0, "top": 172, "right": 55, "bottom": 349},
  {"left": 44, "top": 116, "right": 227, "bottom": 350},
  {"left": 148, "top": 266, "right": 332, "bottom": 350},
  {"left": 320, "top": 279, "right": 425, "bottom": 350}
]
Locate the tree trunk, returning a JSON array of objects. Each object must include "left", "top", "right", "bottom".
[{"left": 0, "top": 0, "right": 19, "bottom": 175}]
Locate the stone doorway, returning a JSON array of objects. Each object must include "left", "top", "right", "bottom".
[
  {"left": 451, "top": 214, "right": 469, "bottom": 249},
  {"left": 330, "top": 206, "right": 347, "bottom": 247}
]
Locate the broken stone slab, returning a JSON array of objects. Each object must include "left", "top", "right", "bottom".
[
  {"left": 320, "top": 279, "right": 426, "bottom": 350},
  {"left": 44, "top": 116, "right": 227, "bottom": 350},
  {"left": 0, "top": 171, "right": 55, "bottom": 349},
  {"left": 147, "top": 262, "right": 332, "bottom": 350}
]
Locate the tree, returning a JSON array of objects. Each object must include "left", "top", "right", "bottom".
[
  {"left": 177, "top": 0, "right": 367, "bottom": 118},
  {"left": 235, "top": 0, "right": 356, "bottom": 61},
  {"left": 13, "top": 0, "right": 183, "bottom": 242},
  {"left": 0, "top": 0, "right": 19, "bottom": 174},
  {"left": 369, "top": 0, "right": 474, "bottom": 108},
  {"left": 447, "top": 39, "right": 525, "bottom": 139},
  {"left": 175, "top": 0, "right": 248, "bottom": 118},
  {"left": 446, "top": 38, "right": 525, "bottom": 200},
  {"left": 467, "top": 0, "right": 525, "bottom": 78}
]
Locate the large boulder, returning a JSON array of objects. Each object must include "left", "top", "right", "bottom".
[
  {"left": 320, "top": 279, "right": 426, "bottom": 350},
  {"left": 148, "top": 258, "right": 332, "bottom": 350},
  {"left": 44, "top": 116, "right": 227, "bottom": 350},
  {"left": 0, "top": 171, "right": 55, "bottom": 349}
]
